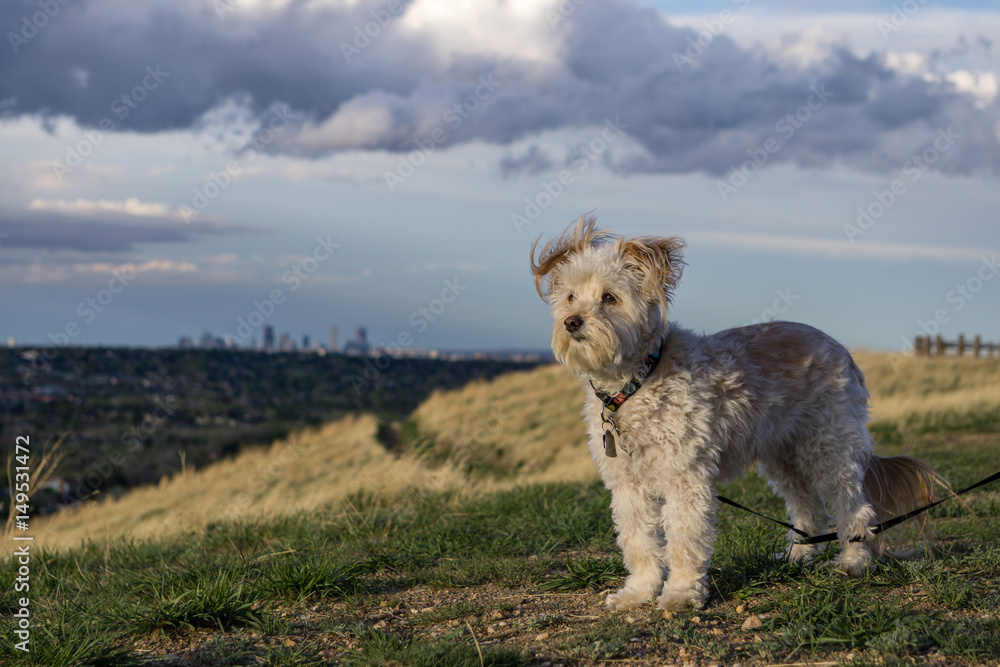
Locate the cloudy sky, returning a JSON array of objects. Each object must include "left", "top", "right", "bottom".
[{"left": 1, "top": 0, "right": 998, "bottom": 354}]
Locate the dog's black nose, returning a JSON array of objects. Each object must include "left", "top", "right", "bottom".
[{"left": 564, "top": 315, "right": 583, "bottom": 332}]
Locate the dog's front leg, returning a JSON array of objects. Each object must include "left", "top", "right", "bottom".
[
  {"left": 605, "top": 483, "right": 665, "bottom": 611},
  {"left": 657, "top": 472, "right": 716, "bottom": 611}
]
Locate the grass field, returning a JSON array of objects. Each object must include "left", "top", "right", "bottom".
[{"left": 4, "top": 353, "right": 1000, "bottom": 665}]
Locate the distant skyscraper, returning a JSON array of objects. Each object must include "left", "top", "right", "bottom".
[
  {"left": 343, "top": 326, "right": 370, "bottom": 356},
  {"left": 302, "top": 334, "right": 310, "bottom": 350},
  {"left": 177, "top": 336, "right": 193, "bottom": 349},
  {"left": 279, "top": 332, "right": 294, "bottom": 352},
  {"left": 263, "top": 325, "right": 275, "bottom": 351},
  {"left": 200, "top": 330, "right": 215, "bottom": 349},
  {"left": 330, "top": 325, "right": 339, "bottom": 352}
]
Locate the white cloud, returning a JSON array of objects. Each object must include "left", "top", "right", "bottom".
[
  {"left": 685, "top": 231, "right": 996, "bottom": 264},
  {"left": 0, "top": 258, "right": 199, "bottom": 285},
  {"left": 946, "top": 70, "right": 999, "bottom": 109},
  {"left": 885, "top": 51, "right": 927, "bottom": 76},
  {"left": 27, "top": 198, "right": 185, "bottom": 220},
  {"left": 399, "top": 0, "right": 560, "bottom": 65},
  {"left": 26, "top": 160, "right": 124, "bottom": 190},
  {"left": 295, "top": 98, "right": 402, "bottom": 151},
  {"left": 234, "top": 162, "right": 359, "bottom": 182},
  {"left": 76, "top": 259, "right": 200, "bottom": 275},
  {"left": 760, "top": 26, "right": 846, "bottom": 70}
]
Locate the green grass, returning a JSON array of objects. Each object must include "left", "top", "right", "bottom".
[
  {"left": 344, "top": 626, "right": 527, "bottom": 666},
  {"left": 539, "top": 556, "right": 627, "bottom": 592},
  {"left": 910, "top": 407, "right": 1000, "bottom": 435},
  {"left": 2, "top": 433, "right": 998, "bottom": 665},
  {"left": 556, "top": 615, "right": 635, "bottom": 660}
]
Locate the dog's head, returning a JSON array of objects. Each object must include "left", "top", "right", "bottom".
[{"left": 530, "top": 216, "right": 685, "bottom": 377}]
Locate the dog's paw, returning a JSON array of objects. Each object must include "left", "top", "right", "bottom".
[
  {"left": 605, "top": 587, "right": 653, "bottom": 611},
  {"left": 833, "top": 550, "right": 871, "bottom": 578},
  {"left": 787, "top": 543, "right": 821, "bottom": 563},
  {"left": 656, "top": 583, "right": 707, "bottom": 612}
]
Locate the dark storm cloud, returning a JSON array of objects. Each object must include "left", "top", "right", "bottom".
[
  {"left": 2, "top": 0, "right": 998, "bottom": 177},
  {"left": 0, "top": 208, "right": 257, "bottom": 252},
  {"left": 1, "top": 0, "right": 430, "bottom": 130},
  {"left": 499, "top": 145, "right": 554, "bottom": 179}
]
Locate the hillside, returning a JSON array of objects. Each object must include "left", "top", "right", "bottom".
[
  {"left": 29, "top": 362, "right": 591, "bottom": 550},
  {"left": 30, "top": 351, "right": 1000, "bottom": 550},
  {"left": 0, "top": 347, "right": 542, "bottom": 510},
  {"left": 6, "top": 350, "right": 1000, "bottom": 666}
]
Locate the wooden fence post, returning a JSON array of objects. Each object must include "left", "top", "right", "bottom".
[{"left": 907, "top": 334, "right": 997, "bottom": 358}]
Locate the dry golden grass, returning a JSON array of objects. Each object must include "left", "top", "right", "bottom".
[
  {"left": 4, "top": 433, "right": 65, "bottom": 540},
  {"left": 854, "top": 351, "right": 1000, "bottom": 428},
  {"left": 32, "top": 351, "right": 999, "bottom": 549},
  {"left": 410, "top": 364, "right": 594, "bottom": 482},
  {"left": 35, "top": 415, "right": 472, "bottom": 550}
]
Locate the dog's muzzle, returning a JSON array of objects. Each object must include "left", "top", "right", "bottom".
[{"left": 564, "top": 314, "right": 583, "bottom": 333}]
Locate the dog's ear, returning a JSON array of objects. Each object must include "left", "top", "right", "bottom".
[
  {"left": 618, "top": 235, "right": 686, "bottom": 313},
  {"left": 530, "top": 215, "right": 613, "bottom": 301}
]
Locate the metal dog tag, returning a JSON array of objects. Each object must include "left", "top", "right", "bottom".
[{"left": 603, "top": 428, "right": 618, "bottom": 458}]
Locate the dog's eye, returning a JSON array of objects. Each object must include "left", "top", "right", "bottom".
[
  {"left": 568, "top": 294, "right": 575, "bottom": 303},
  {"left": 602, "top": 293, "right": 617, "bottom": 305}
]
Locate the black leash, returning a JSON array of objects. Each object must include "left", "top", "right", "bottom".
[{"left": 717, "top": 470, "right": 1000, "bottom": 545}]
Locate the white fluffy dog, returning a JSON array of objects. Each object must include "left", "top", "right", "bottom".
[{"left": 530, "top": 216, "right": 937, "bottom": 611}]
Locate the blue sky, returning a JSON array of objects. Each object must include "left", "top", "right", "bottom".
[{"left": 1, "top": 0, "right": 998, "bottom": 354}]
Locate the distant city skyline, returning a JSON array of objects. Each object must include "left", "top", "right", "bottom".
[
  {"left": 147, "top": 323, "right": 549, "bottom": 361},
  {"left": 177, "top": 323, "right": 373, "bottom": 354}
]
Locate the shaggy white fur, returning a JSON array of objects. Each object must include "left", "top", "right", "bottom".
[{"left": 530, "top": 216, "right": 938, "bottom": 611}]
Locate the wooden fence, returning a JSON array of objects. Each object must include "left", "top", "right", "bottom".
[{"left": 914, "top": 334, "right": 1000, "bottom": 357}]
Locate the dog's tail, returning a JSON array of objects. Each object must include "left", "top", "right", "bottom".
[{"left": 863, "top": 454, "right": 946, "bottom": 556}]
